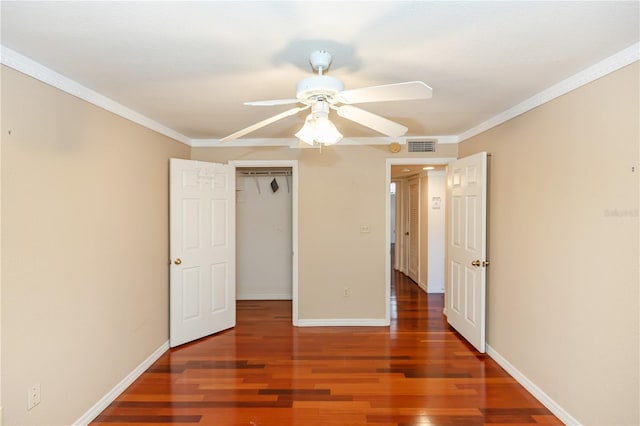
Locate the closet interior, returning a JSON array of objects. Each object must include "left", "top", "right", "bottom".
[{"left": 236, "top": 167, "right": 293, "bottom": 300}]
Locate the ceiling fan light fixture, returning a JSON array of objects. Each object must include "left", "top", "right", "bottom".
[
  {"left": 314, "top": 116, "right": 342, "bottom": 145},
  {"left": 294, "top": 112, "right": 343, "bottom": 146},
  {"left": 295, "top": 115, "right": 316, "bottom": 145}
]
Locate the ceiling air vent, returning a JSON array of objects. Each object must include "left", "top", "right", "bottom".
[{"left": 407, "top": 139, "right": 437, "bottom": 153}]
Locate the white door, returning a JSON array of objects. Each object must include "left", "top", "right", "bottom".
[
  {"left": 446, "top": 152, "right": 487, "bottom": 353},
  {"left": 169, "top": 158, "right": 235, "bottom": 347},
  {"left": 407, "top": 176, "right": 420, "bottom": 282}
]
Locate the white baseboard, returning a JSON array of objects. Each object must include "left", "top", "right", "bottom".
[
  {"left": 486, "top": 344, "right": 580, "bottom": 425},
  {"left": 236, "top": 293, "right": 292, "bottom": 300},
  {"left": 427, "top": 287, "right": 444, "bottom": 294},
  {"left": 297, "top": 318, "right": 388, "bottom": 327},
  {"left": 73, "top": 340, "right": 170, "bottom": 425}
]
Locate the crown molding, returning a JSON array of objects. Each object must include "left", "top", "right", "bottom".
[
  {"left": 191, "top": 135, "right": 458, "bottom": 148},
  {"left": 458, "top": 42, "right": 640, "bottom": 142},
  {"left": 0, "top": 45, "right": 192, "bottom": 146},
  {"left": 3, "top": 42, "right": 637, "bottom": 149}
]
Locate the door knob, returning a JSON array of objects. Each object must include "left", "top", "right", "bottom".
[
  {"left": 174, "top": 258, "right": 182, "bottom": 265},
  {"left": 471, "top": 260, "right": 481, "bottom": 267}
]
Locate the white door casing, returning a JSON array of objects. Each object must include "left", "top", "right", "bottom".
[
  {"left": 169, "top": 158, "right": 235, "bottom": 348},
  {"left": 446, "top": 152, "right": 488, "bottom": 353}
]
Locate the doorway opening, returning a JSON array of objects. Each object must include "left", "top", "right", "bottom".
[
  {"left": 385, "top": 157, "right": 455, "bottom": 324},
  {"left": 230, "top": 160, "right": 299, "bottom": 325}
]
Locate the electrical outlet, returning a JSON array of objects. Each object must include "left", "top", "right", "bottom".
[
  {"left": 343, "top": 287, "right": 350, "bottom": 297},
  {"left": 360, "top": 224, "right": 371, "bottom": 233},
  {"left": 27, "top": 383, "right": 41, "bottom": 410}
]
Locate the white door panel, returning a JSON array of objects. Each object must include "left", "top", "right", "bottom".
[
  {"left": 170, "top": 158, "right": 235, "bottom": 348},
  {"left": 446, "top": 152, "right": 487, "bottom": 353},
  {"left": 407, "top": 177, "right": 420, "bottom": 282}
]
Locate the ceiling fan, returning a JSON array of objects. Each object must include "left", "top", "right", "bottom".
[{"left": 219, "top": 50, "right": 433, "bottom": 146}]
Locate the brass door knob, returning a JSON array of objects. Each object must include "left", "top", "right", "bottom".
[
  {"left": 174, "top": 258, "right": 182, "bottom": 265},
  {"left": 471, "top": 260, "right": 481, "bottom": 267}
]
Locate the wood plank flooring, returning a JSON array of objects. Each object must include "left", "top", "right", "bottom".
[{"left": 92, "top": 272, "right": 561, "bottom": 425}]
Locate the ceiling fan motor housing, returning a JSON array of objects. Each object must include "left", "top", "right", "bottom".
[
  {"left": 296, "top": 75, "right": 344, "bottom": 104},
  {"left": 309, "top": 50, "right": 332, "bottom": 72}
]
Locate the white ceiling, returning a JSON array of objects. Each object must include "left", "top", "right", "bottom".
[{"left": 1, "top": 1, "right": 638, "bottom": 145}]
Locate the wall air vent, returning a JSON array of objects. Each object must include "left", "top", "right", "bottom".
[{"left": 407, "top": 139, "right": 437, "bottom": 153}]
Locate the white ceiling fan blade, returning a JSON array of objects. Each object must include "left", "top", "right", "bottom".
[
  {"left": 219, "top": 106, "right": 309, "bottom": 143},
  {"left": 336, "top": 105, "right": 408, "bottom": 137},
  {"left": 336, "top": 81, "right": 432, "bottom": 104},
  {"left": 244, "top": 99, "right": 300, "bottom": 106}
]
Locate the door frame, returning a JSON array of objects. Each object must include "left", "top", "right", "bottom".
[
  {"left": 385, "top": 157, "right": 455, "bottom": 324},
  {"left": 229, "top": 160, "right": 299, "bottom": 325}
]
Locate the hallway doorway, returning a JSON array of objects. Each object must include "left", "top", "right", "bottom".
[{"left": 385, "top": 157, "right": 455, "bottom": 323}]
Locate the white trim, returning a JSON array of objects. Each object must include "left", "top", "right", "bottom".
[
  {"left": 459, "top": 42, "right": 640, "bottom": 142},
  {"left": 193, "top": 138, "right": 296, "bottom": 147},
  {"left": 385, "top": 158, "right": 456, "bottom": 325},
  {"left": 73, "top": 341, "right": 169, "bottom": 426},
  {"left": 297, "top": 318, "right": 388, "bottom": 327},
  {"left": 486, "top": 344, "right": 581, "bottom": 426},
  {"left": 2, "top": 41, "right": 636, "bottom": 148},
  {"left": 0, "top": 46, "right": 191, "bottom": 146},
  {"left": 228, "top": 160, "right": 299, "bottom": 326},
  {"left": 192, "top": 135, "right": 459, "bottom": 148},
  {"left": 236, "top": 293, "right": 292, "bottom": 300}
]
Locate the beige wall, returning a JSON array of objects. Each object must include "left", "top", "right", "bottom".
[
  {"left": 458, "top": 62, "right": 639, "bottom": 425},
  {"left": 4, "top": 52, "right": 634, "bottom": 425},
  {"left": 1, "top": 66, "right": 190, "bottom": 425},
  {"left": 193, "top": 144, "right": 457, "bottom": 320}
]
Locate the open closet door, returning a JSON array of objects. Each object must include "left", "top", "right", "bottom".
[
  {"left": 169, "top": 158, "right": 235, "bottom": 348},
  {"left": 446, "top": 152, "right": 488, "bottom": 353}
]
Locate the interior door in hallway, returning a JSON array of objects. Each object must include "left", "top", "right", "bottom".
[
  {"left": 407, "top": 176, "right": 420, "bottom": 282},
  {"left": 169, "top": 158, "right": 236, "bottom": 347},
  {"left": 446, "top": 152, "right": 487, "bottom": 353}
]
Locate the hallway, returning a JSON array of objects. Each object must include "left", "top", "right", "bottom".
[{"left": 92, "top": 272, "right": 560, "bottom": 425}]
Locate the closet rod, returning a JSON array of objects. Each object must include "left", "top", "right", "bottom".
[{"left": 237, "top": 170, "right": 292, "bottom": 177}]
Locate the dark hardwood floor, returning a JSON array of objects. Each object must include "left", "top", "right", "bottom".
[{"left": 92, "top": 272, "right": 561, "bottom": 425}]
